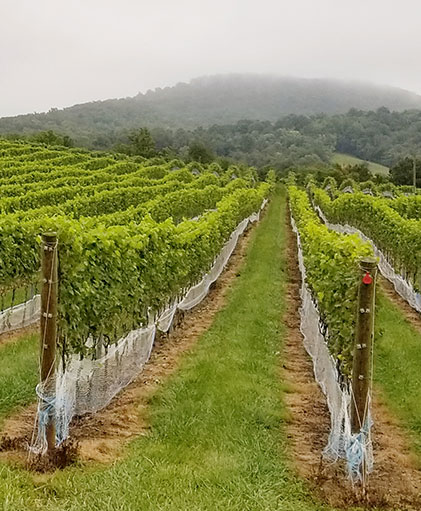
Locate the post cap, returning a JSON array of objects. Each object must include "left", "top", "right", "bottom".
[
  {"left": 42, "top": 232, "right": 57, "bottom": 243},
  {"left": 359, "top": 257, "right": 377, "bottom": 271}
]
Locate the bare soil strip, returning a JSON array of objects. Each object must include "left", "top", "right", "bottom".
[
  {"left": 0, "top": 223, "right": 256, "bottom": 467},
  {"left": 0, "top": 323, "right": 38, "bottom": 348},
  {"left": 284, "top": 207, "right": 421, "bottom": 510}
]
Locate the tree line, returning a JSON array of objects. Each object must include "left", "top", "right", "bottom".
[{"left": 4, "top": 108, "right": 421, "bottom": 186}]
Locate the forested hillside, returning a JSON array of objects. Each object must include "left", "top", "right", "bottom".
[
  {"left": 1, "top": 74, "right": 421, "bottom": 146},
  {"left": 120, "top": 110, "right": 421, "bottom": 171},
  {"left": 2, "top": 75, "right": 421, "bottom": 171}
]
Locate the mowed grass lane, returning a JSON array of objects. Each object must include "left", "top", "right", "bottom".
[
  {"left": 375, "top": 292, "right": 421, "bottom": 460},
  {"left": 0, "top": 189, "right": 335, "bottom": 510},
  {"left": 0, "top": 333, "right": 38, "bottom": 426}
]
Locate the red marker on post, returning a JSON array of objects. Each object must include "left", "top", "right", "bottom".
[{"left": 362, "top": 272, "right": 373, "bottom": 285}]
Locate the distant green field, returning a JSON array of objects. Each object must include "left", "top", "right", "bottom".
[{"left": 332, "top": 152, "right": 389, "bottom": 176}]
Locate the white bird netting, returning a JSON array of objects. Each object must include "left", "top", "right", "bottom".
[
  {"left": 290, "top": 214, "right": 373, "bottom": 482},
  {"left": 0, "top": 293, "right": 40, "bottom": 335},
  {"left": 32, "top": 200, "right": 267, "bottom": 453}
]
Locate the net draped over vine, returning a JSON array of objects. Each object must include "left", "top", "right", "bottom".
[
  {"left": 298, "top": 193, "right": 421, "bottom": 482},
  {"left": 32, "top": 200, "right": 267, "bottom": 453},
  {"left": 0, "top": 285, "right": 40, "bottom": 335},
  {"left": 290, "top": 214, "right": 374, "bottom": 483}
]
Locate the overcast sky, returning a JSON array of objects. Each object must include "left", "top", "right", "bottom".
[{"left": 1, "top": 0, "right": 421, "bottom": 117}]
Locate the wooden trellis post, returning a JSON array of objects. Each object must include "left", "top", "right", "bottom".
[
  {"left": 40, "top": 232, "right": 58, "bottom": 453},
  {"left": 351, "top": 257, "right": 377, "bottom": 434}
]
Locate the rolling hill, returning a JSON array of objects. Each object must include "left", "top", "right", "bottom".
[{"left": 1, "top": 74, "right": 421, "bottom": 147}]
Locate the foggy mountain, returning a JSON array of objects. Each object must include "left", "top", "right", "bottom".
[
  {"left": 137, "top": 74, "right": 421, "bottom": 122},
  {"left": 1, "top": 74, "right": 421, "bottom": 147}
]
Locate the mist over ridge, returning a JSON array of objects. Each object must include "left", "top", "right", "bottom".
[
  {"left": 138, "top": 73, "right": 421, "bottom": 118},
  {"left": 1, "top": 73, "right": 421, "bottom": 154}
]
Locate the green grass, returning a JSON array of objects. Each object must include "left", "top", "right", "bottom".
[
  {"left": 0, "top": 189, "right": 337, "bottom": 510},
  {"left": 331, "top": 153, "right": 389, "bottom": 176},
  {"left": 7, "top": 190, "right": 421, "bottom": 511},
  {"left": 374, "top": 292, "right": 421, "bottom": 457},
  {"left": 0, "top": 333, "right": 38, "bottom": 426}
]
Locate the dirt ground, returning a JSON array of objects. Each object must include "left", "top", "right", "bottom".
[
  {"left": 284, "top": 207, "right": 421, "bottom": 510},
  {"left": 0, "top": 222, "right": 256, "bottom": 468},
  {"left": 3, "top": 205, "right": 421, "bottom": 510},
  {"left": 0, "top": 323, "right": 38, "bottom": 347}
]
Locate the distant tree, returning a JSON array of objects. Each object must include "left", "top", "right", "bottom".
[
  {"left": 127, "top": 128, "right": 156, "bottom": 157},
  {"left": 150, "top": 127, "right": 175, "bottom": 151},
  {"left": 346, "top": 163, "right": 372, "bottom": 182},
  {"left": 187, "top": 141, "right": 214, "bottom": 163},
  {"left": 215, "top": 157, "right": 232, "bottom": 171},
  {"left": 390, "top": 157, "right": 421, "bottom": 186},
  {"left": 373, "top": 173, "right": 388, "bottom": 185},
  {"left": 158, "top": 146, "right": 179, "bottom": 161},
  {"left": 32, "top": 130, "right": 74, "bottom": 147},
  {"left": 61, "top": 135, "right": 74, "bottom": 147}
]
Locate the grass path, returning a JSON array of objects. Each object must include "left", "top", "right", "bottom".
[
  {"left": 0, "top": 333, "right": 38, "bottom": 426},
  {"left": 0, "top": 189, "right": 336, "bottom": 511},
  {"left": 375, "top": 292, "right": 421, "bottom": 459},
  {"left": 3, "top": 189, "right": 421, "bottom": 510}
]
